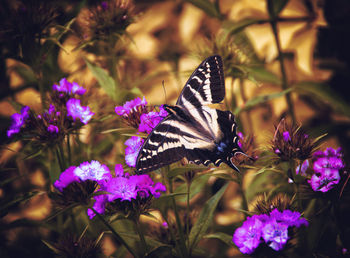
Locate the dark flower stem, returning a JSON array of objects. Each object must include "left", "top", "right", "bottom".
[
  {"left": 237, "top": 172, "right": 248, "bottom": 219},
  {"left": 91, "top": 208, "right": 138, "bottom": 258},
  {"left": 162, "top": 167, "right": 188, "bottom": 258},
  {"left": 270, "top": 19, "right": 296, "bottom": 124},
  {"left": 186, "top": 181, "right": 191, "bottom": 246},
  {"left": 67, "top": 134, "right": 72, "bottom": 165},
  {"left": 134, "top": 216, "right": 148, "bottom": 255},
  {"left": 55, "top": 147, "right": 64, "bottom": 172}
]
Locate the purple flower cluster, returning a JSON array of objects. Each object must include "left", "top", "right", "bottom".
[
  {"left": 115, "top": 96, "right": 147, "bottom": 116},
  {"left": 233, "top": 209, "right": 308, "bottom": 254},
  {"left": 138, "top": 106, "right": 168, "bottom": 134},
  {"left": 53, "top": 160, "right": 111, "bottom": 192},
  {"left": 116, "top": 97, "right": 168, "bottom": 167},
  {"left": 53, "top": 160, "right": 166, "bottom": 219},
  {"left": 7, "top": 78, "right": 94, "bottom": 141},
  {"left": 53, "top": 78, "right": 86, "bottom": 96},
  {"left": 308, "top": 147, "right": 344, "bottom": 192},
  {"left": 87, "top": 164, "right": 166, "bottom": 219},
  {"left": 66, "top": 99, "right": 94, "bottom": 124},
  {"left": 7, "top": 106, "right": 30, "bottom": 138}
]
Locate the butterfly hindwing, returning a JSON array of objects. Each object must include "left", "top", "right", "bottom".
[{"left": 176, "top": 55, "right": 225, "bottom": 107}]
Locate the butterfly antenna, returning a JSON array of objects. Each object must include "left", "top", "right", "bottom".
[{"left": 162, "top": 80, "right": 168, "bottom": 105}]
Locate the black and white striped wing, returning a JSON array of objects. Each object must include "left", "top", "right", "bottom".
[
  {"left": 136, "top": 107, "right": 242, "bottom": 173},
  {"left": 176, "top": 55, "right": 225, "bottom": 107},
  {"left": 136, "top": 116, "right": 185, "bottom": 173}
]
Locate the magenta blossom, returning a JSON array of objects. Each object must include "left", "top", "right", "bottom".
[
  {"left": 125, "top": 136, "right": 144, "bottom": 167},
  {"left": 115, "top": 96, "right": 147, "bottom": 116},
  {"left": 74, "top": 160, "right": 111, "bottom": 182},
  {"left": 233, "top": 209, "right": 308, "bottom": 254},
  {"left": 53, "top": 166, "right": 79, "bottom": 192},
  {"left": 88, "top": 164, "right": 166, "bottom": 219},
  {"left": 307, "top": 147, "right": 344, "bottom": 192},
  {"left": 7, "top": 106, "right": 30, "bottom": 138},
  {"left": 53, "top": 161, "right": 111, "bottom": 192},
  {"left": 66, "top": 98, "right": 94, "bottom": 124},
  {"left": 53, "top": 78, "right": 86, "bottom": 95},
  {"left": 138, "top": 106, "right": 168, "bottom": 134}
]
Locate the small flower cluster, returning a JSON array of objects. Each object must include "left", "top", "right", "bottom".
[
  {"left": 52, "top": 161, "right": 166, "bottom": 218},
  {"left": 273, "top": 119, "right": 315, "bottom": 161},
  {"left": 115, "top": 97, "right": 168, "bottom": 167},
  {"left": 88, "top": 164, "right": 166, "bottom": 218},
  {"left": 6, "top": 78, "right": 94, "bottom": 144},
  {"left": 233, "top": 209, "right": 308, "bottom": 254},
  {"left": 297, "top": 147, "right": 345, "bottom": 193}
]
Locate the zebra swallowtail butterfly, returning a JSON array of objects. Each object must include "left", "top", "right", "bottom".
[{"left": 136, "top": 55, "right": 244, "bottom": 173}]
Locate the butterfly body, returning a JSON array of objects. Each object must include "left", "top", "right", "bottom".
[{"left": 136, "top": 55, "right": 244, "bottom": 173}]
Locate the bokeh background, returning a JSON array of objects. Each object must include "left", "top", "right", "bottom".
[{"left": 1, "top": 0, "right": 350, "bottom": 257}]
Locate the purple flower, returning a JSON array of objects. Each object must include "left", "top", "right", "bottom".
[
  {"left": 87, "top": 194, "right": 108, "bottom": 219},
  {"left": 296, "top": 160, "right": 309, "bottom": 176},
  {"left": 53, "top": 166, "right": 79, "bottom": 192},
  {"left": 115, "top": 97, "right": 147, "bottom": 116},
  {"left": 308, "top": 168, "right": 341, "bottom": 192},
  {"left": 262, "top": 219, "right": 289, "bottom": 251},
  {"left": 125, "top": 136, "right": 144, "bottom": 167},
  {"left": 233, "top": 209, "right": 308, "bottom": 254},
  {"left": 237, "top": 132, "right": 244, "bottom": 148},
  {"left": 130, "top": 175, "right": 167, "bottom": 198},
  {"left": 74, "top": 160, "right": 111, "bottom": 182},
  {"left": 138, "top": 106, "right": 168, "bottom": 134},
  {"left": 66, "top": 98, "right": 94, "bottom": 124},
  {"left": 47, "top": 125, "right": 59, "bottom": 134},
  {"left": 7, "top": 106, "right": 30, "bottom": 138},
  {"left": 270, "top": 209, "right": 308, "bottom": 228},
  {"left": 53, "top": 78, "right": 86, "bottom": 95},
  {"left": 308, "top": 147, "right": 344, "bottom": 192},
  {"left": 282, "top": 131, "right": 291, "bottom": 142},
  {"left": 88, "top": 164, "right": 166, "bottom": 219},
  {"left": 233, "top": 215, "right": 264, "bottom": 254}
]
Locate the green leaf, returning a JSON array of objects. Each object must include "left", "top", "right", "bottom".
[
  {"left": 292, "top": 81, "right": 350, "bottom": 117},
  {"left": 223, "top": 19, "right": 267, "bottom": 35},
  {"left": 167, "top": 165, "right": 208, "bottom": 179},
  {"left": 234, "top": 88, "right": 292, "bottom": 115},
  {"left": 185, "top": 0, "right": 222, "bottom": 19},
  {"left": 204, "top": 232, "right": 235, "bottom": 247},
  {"left": 86, "top": 60, "right": 119, "bottom": 101},
  {"left": 189, "top": 183, "right": 229, "bottom": 252},
  {"left": 174, "top": 174, "right": 210, "bottom": 202},
  {"left": 267, "top": 0, "right": 289, "bottom": 18},
  {"left": 244, "top": 66, "right": 281, "bottom": 84}
]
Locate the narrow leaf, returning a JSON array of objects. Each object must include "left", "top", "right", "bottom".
[
  {"left": 234, "top": 88, "right": 292, "bottom": 115},
  {"left": 224, "top": 19, "right": 267, "bottom": 35},
  {"left": 185, "top": 0, "right": 222, "bottom": 19},
  {"left": 204, "top": 232, "right": 235, "bottom": 247},
  {"left": 189, "top": 183, "right": 229, "bottom": 252},
  {"left": 267, "top": 0, "right": 289, "bottom": 18}
]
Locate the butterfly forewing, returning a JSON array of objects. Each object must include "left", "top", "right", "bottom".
[
  {"left": 135, "top": 55, "right": 244, "bottom": 173},
  {"left": 176, "top": 55, "right": 225, "bottom": 106}
]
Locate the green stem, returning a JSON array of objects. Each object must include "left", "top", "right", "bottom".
[
  {"left": 58, "top": 142, "right": 66, "bottom": 170},
  {"left": 270, "top": 19, "right": 296, "bottom": 124},
  {"left": 67, "top": 134, "right": 72, "bottom": 165},
  {"left": 134, "top": 216, "right": 148, "bottom": 255},
  {"left": 55, "top": 147, "right": 64, "bottom": 172},
  {"left": 237, "top": 172, "right": 248, "bottom": 219},
  {"left": 91, "top": 208, "right": 138, "bottom": 258},
  {"left": 161, "top": 211, "right": 182, "bottom": 257},
  {"left": 186, "top": 182, "right": 191, "bottom": 246},
  {"left": 167, "top": 174, "right": 188, "bottom": 257}
]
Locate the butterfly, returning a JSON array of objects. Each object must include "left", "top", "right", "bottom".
[{"left": 136, "top": 55, "right": 244, "bottom": 173}]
